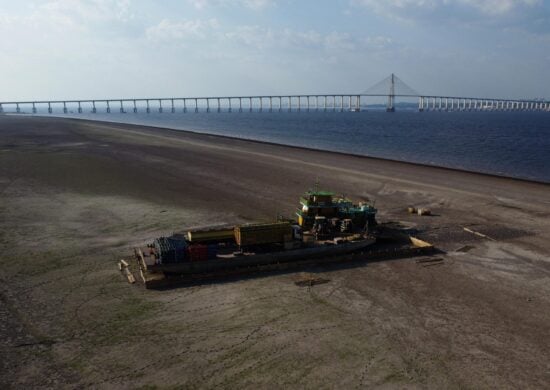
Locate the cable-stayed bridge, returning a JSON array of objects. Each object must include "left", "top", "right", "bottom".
[{"left": 1, "top": 74, "right": 548, "bottom": 114}]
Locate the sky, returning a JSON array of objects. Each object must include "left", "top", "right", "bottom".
[{"left": 1, "top": 0, "right": 549, "bottom": 101}]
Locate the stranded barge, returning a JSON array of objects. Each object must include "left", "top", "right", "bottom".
[{"left": 125, "top": 187, "right": 432, "bottom": 287}]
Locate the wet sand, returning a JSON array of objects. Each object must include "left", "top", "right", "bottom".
[{"left": 1, "top": 115, "right": 549, "bottom": 388}]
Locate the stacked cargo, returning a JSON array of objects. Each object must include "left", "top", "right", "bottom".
[
  {"left": 207, "top": 244, "right": 218, "bottom": 260},
  {"left": 154, "top": 236, "right": 187, "bottom": 264},
  {"left": 188, "top": 244, "right": 208, "bottom": 261},
  {"left": 187, "top": 228, "right": 234, "bottom": 243},
  {"left": 234, "top": 222, "right": 293, "bottom": 247}
]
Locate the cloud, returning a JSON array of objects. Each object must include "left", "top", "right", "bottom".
[
  {"left": 187, "top": 0, "right": 275, "bottom": 10},
  {"left": 363, "top": 36, "right": 394, "bottom": 49},
  {"left": 0, "top": 0, "right": 135, "bottom": 37},
  {"left": 352, "top": 0, "right": 543, "bottom": 20},
  {"left": 146, "top": 18, "right": 220, "bottom": 41},
  {"left": 224, "top": 25, "right": 393, "bottom": 52},
  {"left": 36, "top": 0, "right": 133, "bottom": 23},
  {"left": 458, "top": 0, "right": 542, "bottom": 15}
]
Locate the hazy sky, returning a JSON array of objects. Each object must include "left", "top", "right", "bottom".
[{"left": 1, "top": 0, "right": 549, "bottom": 101}]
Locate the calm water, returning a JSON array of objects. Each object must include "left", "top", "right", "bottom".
[{"left": 50, "top": 110, "right": 550, "bottom": 183}]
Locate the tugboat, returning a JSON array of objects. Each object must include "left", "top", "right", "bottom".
[{"left": 133, "top": 187, "right": 378, "bottom": 281}]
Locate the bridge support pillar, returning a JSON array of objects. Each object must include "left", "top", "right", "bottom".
[
  {"left": 133, "top": 100, "right": 138, "bottom": 113},
  {"left": 279, "top": 97, "right": 282, "bottom": 112},
  {"left": 228, "top": 98, "right": 232, "bottom": 113},
  {"left": 63, "top": 102, "right": 67, "bottom": 114},
  {"left": 249, "top": 97, "right": 253, "bottom": 112},
  {"left": 158, "top": 100, "right": 163, "bottom": 113},
  {"left": 0, "top": 104, "right": 3, "bottom": 114},
  {"left": 171, "top": 99, "right": 175, "bottom": 113},
  {"left": 106, "top": 101, "right": 111, "bottom": 113},
  {"left": 239, "top": 98, "right": 243, "bottom": 113},
  {"left": 120, "top": 100, "right": 125, "bottom": 113},
  {"left": 217, "top": 98, "right": 221, "bottom": 113},
  {"left": 146, "top": 100, "right": 150, "bottom": 114},
  {"left": 91, "top": 102, "right": 96, "bottom": 114},
  {"left": 33, "top": 103, "right": 37, "bottom": 114},
  {"left": 269, "top": 97, "right": 273, "bottom": 112},
  {"left": 183, "top": 99, "right": 187, "bottom": 113}
]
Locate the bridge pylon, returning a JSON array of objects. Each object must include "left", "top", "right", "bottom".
[{"left": 386, "top": 73, "right": 396, "bottom": 112}]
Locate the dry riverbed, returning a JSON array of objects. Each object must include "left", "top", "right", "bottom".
[{"left": 1, "top": 116, "right": 549, "bottom": 389}]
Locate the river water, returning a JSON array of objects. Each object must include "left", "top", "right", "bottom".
[{"left": 44, "top": 109, "right": 550, "bottom": 183}]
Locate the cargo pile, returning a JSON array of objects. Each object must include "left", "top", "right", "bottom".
[
  {"left": 154, "top": 236, "right": 187, "bottom": 264},
  {"left": 234, "top": 222, "right": 293, "bottom": 247},
  {"left": 188, "top": 244, "right": 208, "bottom": 262},
  {"left": 139, "top": 186, "right": 380, "bottom": 278}
]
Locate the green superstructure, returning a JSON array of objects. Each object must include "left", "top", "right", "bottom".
[{"left": 296, "top": 188, "right": 377, "bottom": 233}]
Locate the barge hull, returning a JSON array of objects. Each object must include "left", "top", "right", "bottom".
[{"left": 148, "top": 238, "right": 375, "bottom": 275}]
